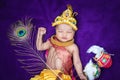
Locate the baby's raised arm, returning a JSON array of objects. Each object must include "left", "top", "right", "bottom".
[
  {"left": 72, "top": 44, "right": 87, "bottom": 80},
  {"left": 36, "top": 27, "right": 51, "bottom": 51}
]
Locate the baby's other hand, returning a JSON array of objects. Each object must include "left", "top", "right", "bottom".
[
  {"left": 38, "top": 27, "right": 46, "bottom": 35},
  {"left": 80, "top": 73, "right": 87, "bottom": 80}
]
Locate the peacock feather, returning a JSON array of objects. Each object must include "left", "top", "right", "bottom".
[{"left": 8, "top": 18, "right": 46, "bottom": 76}]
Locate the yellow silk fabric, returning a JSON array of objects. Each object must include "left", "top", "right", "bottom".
[{"left": 30, "top": 69, "right": 71, "bottom": 80}]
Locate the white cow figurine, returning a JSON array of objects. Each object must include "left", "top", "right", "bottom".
[{"left": 84, "top": 59, "right": 101, "bottom": 80}]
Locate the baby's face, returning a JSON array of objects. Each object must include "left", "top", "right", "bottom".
[{"left": 55, "top": 24, "right": 75, "bottom": 42}]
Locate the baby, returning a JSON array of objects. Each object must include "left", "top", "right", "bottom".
[{"left": 31, "top": 5, "right": 87, "bottom": 80}]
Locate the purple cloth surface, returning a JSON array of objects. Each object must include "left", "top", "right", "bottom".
[{"left": 0, "top": 0, "right": 120, "bottom": 80}]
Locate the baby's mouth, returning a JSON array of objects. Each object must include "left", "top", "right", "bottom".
[{"left": 62, "top": 37, "right": 67, "bottom": 40}]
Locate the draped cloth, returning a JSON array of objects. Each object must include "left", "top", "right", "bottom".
[{"left": 30, "top": 69, "right": 71, "bottom": 80}]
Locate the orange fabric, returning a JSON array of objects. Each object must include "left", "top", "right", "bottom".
[
  {"left": 46, "top": 43, "right": 73, "bottom": 75},
  {"left": 53, "top": 45, "right": 73, "bottom": 75},
  {"left": 45, "top": 38, "right": 73, "bottom": 74}
]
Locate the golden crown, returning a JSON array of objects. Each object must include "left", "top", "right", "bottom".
[{"left": 52, "top": 4, "right": 78, "bottom": 31}]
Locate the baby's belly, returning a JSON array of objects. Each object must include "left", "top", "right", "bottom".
[{"left": 46, "top": 48, "right": 63, "bottom": 70}]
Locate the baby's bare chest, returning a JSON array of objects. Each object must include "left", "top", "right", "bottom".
[{"left": 47, "top": 46, "right": 73, "bottom": 59}]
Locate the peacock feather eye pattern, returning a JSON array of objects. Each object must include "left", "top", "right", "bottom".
[
  {"left": 8, "top": 18, "right": 33, "bottom": 42},
  {"left": 16, "top": 27, "right": 27, "bottom": 37}
]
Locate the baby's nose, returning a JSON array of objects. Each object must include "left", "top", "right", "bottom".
[{"left": 63, "top": 33, "right": 67, "bottom": 37}]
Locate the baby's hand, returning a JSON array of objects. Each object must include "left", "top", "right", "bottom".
[
  {"left": 38, "top": 27, "right": 46, "bottom": 35},
  {"left": 80, "top": 73, "right": 87, "bottom": 80}
]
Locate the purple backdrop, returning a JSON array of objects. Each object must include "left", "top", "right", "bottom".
[{"left": 0, "top": 0, "right": 120, "bottom": 80}]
